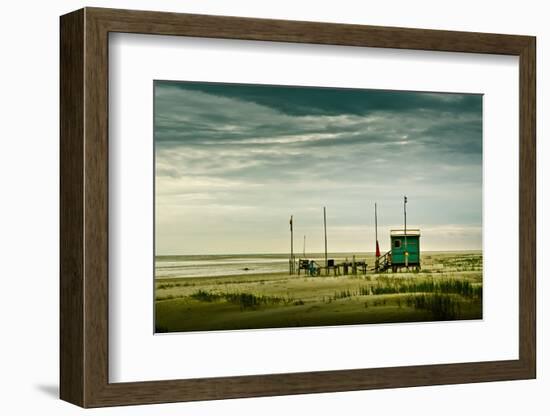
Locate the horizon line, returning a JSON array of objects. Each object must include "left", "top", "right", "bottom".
[{"left": 155, "top": 249, "right": 483, "bottom": 257}]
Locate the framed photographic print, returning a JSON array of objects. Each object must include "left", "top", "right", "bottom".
[{"left": 60, "top": 7, "right": 536, "bottom": 407}]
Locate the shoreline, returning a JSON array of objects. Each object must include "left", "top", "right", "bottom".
[{"left": 156, "top": 249, "right": 483, "bottom": 259}]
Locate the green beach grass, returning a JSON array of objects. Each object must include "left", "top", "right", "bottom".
[{"left": 155, "top": 251, "right": 482, "bottom": 333}]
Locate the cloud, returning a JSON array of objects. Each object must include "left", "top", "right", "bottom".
[
  {"left": 161, "top": 81, "right": 482, "bottom": 117},
  {"left": 154, "top": 81, "right": 482, "bottom": 254}
]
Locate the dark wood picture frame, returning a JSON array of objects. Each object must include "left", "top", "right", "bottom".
[{"left": 60, "top": 7, "right": 536, "bottom": 408}]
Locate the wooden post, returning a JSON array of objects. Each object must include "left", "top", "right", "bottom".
[
  {"left": 290, "top": 215, "right": 294, "bottom": 275},
  {"left": 323, "top": 206, "right": 328, "bottom": 273},
  {"left": 375, "top": 202, "right": 379, "bottom": 271},
  {"left": 344, "top": 257, "right": 348, "bottom": 275}
]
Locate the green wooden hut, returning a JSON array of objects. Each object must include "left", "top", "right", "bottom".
[{"left": 390, "top": 229, "right": 421, "bottom": 271}]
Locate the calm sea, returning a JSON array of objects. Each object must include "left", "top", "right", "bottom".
[{"left": 155, "top": 253, "right": 374, "bottom": 279}]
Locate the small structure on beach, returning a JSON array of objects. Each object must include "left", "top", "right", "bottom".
[
  {"left": 297, "top": 257, "right": 368, "bottom": 277},
  {"left": 290, "top": 196, "right": 422, "bottom": 276},
  {"left": 389, "top": 229, "right": 421, "bottom": 271},
  {"left": 376, "top": 196, "right": 422, "bottom": 272}
]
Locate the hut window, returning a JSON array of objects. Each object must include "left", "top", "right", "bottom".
[{"left": 394, "top": 239, "right": 401, "bottom": 248}]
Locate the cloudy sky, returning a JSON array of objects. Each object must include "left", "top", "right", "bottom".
[{"left": 154, "top": 81, "right": 482, "bottom": 255}]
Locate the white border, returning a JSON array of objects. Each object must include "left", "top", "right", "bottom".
[{"left": 109, "top": 33, "right": 519, "bottom": 383}]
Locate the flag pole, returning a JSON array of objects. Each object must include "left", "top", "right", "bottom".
[
  {"left": 375, "top": 202, "right": 380, "bottom": 271},
  {"left": 404, "top": 196, "right": 408, "bottom": 268},
  {"left": 375, "top": 202, "right": 378, "bottom": 252},
  {"left": 323, "top": 207, "right": 328, "bottom": 270},
  {"left": 290, "top": 215, "right": 294, "bottom": 275}
]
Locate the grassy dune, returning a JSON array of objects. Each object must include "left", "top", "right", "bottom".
[{"left": 155, "top": 251, "right": 482, "bottom": 333}]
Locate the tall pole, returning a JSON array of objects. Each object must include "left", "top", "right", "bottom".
[
  {"left": 303, "top": 235, "right": 306, "bottom": 258},
  {"left": 323, "top": 206, "right": 328, "bottom": 269},
  {"left": 375, "top": 202, "right": 379, "bottom": 271},
  {"left": 290, "top": 215, "right": 294, "bottom": 274},
  {"left": 375, "top": 202, "right": 378, "bottom": 245},
  {"left": 404, "top": 196, "right": 408, "bottom": 268}
]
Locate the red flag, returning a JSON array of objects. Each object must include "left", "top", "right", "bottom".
[{"left": 376, "top": 240, "right": 380, "bottom": 257}]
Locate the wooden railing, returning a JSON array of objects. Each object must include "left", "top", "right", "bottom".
[{"left": 376, "top": 250, "right": 392, "bottom": 271}]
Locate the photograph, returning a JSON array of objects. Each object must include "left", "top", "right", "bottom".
[{"left": 153, "top": 80, "right": 483, "bottom": 333}]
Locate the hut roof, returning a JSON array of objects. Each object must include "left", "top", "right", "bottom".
[{"left": 390, "top": 229, "right": 421, "bottom": 237}]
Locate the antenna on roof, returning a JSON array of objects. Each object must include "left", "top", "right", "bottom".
[{"left": 375, "top": 203, "right": 380, "bottom": 270}]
